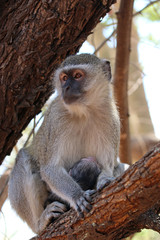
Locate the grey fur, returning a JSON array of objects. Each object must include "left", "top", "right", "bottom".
[{"left": 8, "top": 54, "right": 128, "bottom": 233}]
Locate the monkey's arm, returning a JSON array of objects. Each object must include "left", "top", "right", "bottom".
[
  {"left": 96, "top": 147, "right": 120, "bottom": 190},
  {"left": 8, "top": 149, "right": 68, "bottom": 233},
  {"left": 40, "top": 164, "right": 95, "bottom": 215}
]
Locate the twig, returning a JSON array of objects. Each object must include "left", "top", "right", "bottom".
[
  {"left": 23, "top": 114, "right": 44, "bottom": 148},
  {"left": 94, "top": 29, "right": 116, "bottom": 54},
  {"left": 133, "top": 0, "right": 160, "bottom": 17}
]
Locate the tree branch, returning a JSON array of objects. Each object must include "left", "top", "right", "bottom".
[
  {"left": 94, "top": 29, "right": 116, "bottom": 54},
  {"left": 32, "top": 143, "right": 160, "bottom": 240},
  {"left": 113, "top": 0, "right": 134, "bottom": 164}
]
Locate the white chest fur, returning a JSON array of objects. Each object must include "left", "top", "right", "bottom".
[{"left": 57, "top": 113, "right": 114, "bottom": 171}]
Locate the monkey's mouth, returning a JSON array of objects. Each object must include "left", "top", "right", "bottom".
[{"left": 63, "top": 95, "right": 80, "bottom": 104}]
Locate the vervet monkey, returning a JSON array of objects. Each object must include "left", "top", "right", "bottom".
[{"left": 9, "top": 54, "right": 126, "bottom": 233}]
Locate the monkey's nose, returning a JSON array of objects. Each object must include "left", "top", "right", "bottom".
[
  {"left": 62, "top": 86, "right": 81, "bottom": 104},
  {"left": 65, "top": 85, "right": 70, "bottom": 92},
  {"left": 63, "top": 85, "right": 71, "bottom": 97}
]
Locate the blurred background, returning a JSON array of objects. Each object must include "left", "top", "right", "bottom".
[{"left": 0, "top": 0, "right": 160, "bottom": 239}]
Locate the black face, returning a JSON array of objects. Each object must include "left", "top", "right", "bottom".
[{"left": 60, "top": 69, "right": 85, "bottom": 104}]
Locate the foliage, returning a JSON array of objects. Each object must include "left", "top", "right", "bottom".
[
  {"left": 146, "top": 33, "right": 160, "bottom": 46},
  {"left": 131, "top": 229, "right": 160, "bottom": 240},
  {"left": 143, "top": 2, "right": 160, "bottom": 22}
]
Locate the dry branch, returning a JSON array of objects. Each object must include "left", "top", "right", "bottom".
[
  {"left": 0, "top": 0, "right": 116, "bottom": 164},
  {"left": 32, "top": 143, "right": 160, "bottom": 240}
]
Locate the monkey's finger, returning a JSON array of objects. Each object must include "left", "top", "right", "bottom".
[
  {"left": 52, "top": 206, "right": 66, "bottom": 213},
  {"left": 49, "top": 201, "right": 68, "bottom": 212},
  {"left": 53, "top": 201, "right": 68, "bottom": 211},
  {"left": 83, "top": 190, "right": 95, "bottom": 202},
  {"left": 74, "top": 203, "right": 84, "bottom": 218},
  {"left": 97, "top": 178, "right": 113, "bottom": 191},
  {"left": 84, "top": 194, "right": 92, "bottom": 202},
  {"left": 82, "top": 200, "right": 92, "bottom": 212},
  {"left": 48, "top": 212, "right": 62, "bottom": 219},
  {"left": 85, "top": 189, "right": 96, "bottom": 196},
  {"left": 43, "top": 210, "right": 62, "bottom": 226},
  {"left": 77, "top": 197, "right": 92, "bottom": 213},
  {"left": 77, "top": 210, "right": 84, "bottom": 218}
]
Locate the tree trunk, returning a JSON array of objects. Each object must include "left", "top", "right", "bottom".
[
  {"left": 113, "top": 0, "right": 134, "bottom": 164},
  {"left": 32, "top": 143, "right": 160, "bottom": 240},
  {"left": 0, "top": 0, "right": 116, "bottom": 164}
]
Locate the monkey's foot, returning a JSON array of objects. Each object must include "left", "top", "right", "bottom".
[
  {"left": 97, "top": 177, "right": 115, "bottom": 191},
  {"left": 38, "top": 201, "right": 67, "bottom": 233}
]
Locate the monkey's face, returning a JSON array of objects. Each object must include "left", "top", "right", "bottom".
[
  {"left": 54, "top": 54, "right": 112, "bottom": 113},
  {"left": 59, "top": 68, "right": 86, "bottom": 104}
]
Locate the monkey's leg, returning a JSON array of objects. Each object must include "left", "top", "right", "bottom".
[{"left": 8, "top": 149, "right": 67, "bottom": 233}]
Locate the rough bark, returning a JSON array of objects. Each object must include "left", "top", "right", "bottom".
[
  {"left": 0, "top": 0, "right": 116, "bottom": 164},
  {"left": 113, "top": 0, "right": 134, "bottom": 164},
  {"left": 32, "top": 143, "right": 160, "bottom": 240}
]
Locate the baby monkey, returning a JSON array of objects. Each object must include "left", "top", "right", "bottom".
[{"left": 69, "top": 156, "right": 101, "bottom": 190}]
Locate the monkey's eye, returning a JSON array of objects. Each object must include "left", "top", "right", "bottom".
[
  {"left": 74, "top": 73, "right": 82, "bottom": 79},
  {"left": 73, "top": 70, "right": 84, "bottom": 80},
  {"left": 60, "top": 73, "right": 68, "bottom": 83},
  {"left": 63, "top": 75, "right": 68, "bottom": 81}
]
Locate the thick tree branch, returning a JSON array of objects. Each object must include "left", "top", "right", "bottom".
[
  {"left": 0, "top": 0, "right": 116, "bottom": 164},
  {"left": 32, "top": 143, "right": 160, "bottom": 240}
]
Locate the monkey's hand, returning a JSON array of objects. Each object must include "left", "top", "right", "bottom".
[
  {"left": 113, "top": 162, "right": 130, "bottom": 177},
  {"left": 41, "top": 166, "right": 96, "bottom": 219},
  {"left": 38, "top": 201, "right": 67, "bottom": 233},
  {"left": 96, "top": 171, "right": 115, "bottom": 191},
  {"left": 73, "top": 189, "right": 96, "bottom": 217}
]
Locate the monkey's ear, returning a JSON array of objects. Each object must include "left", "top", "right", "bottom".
[{"left": 102, "top": 59, "right": 112, "bottom": 81}]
